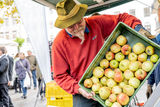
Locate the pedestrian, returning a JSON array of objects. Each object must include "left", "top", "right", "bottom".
[
  {"left": 15, "top": 52, "right": 31, "bottom": 99},
  {"left": 36, "top": 65, "right": 45, "bottom": 100},
  {"left": 51, "top": 0, "right": 159, "bottom": 106},
  {"left": 13, "top": 53, "right": 22, "bottom": 93},
  {"left": 26, "top": 50, "right": 37, "bottom": 89},
  {"left": 0, "top": 46, "right": 12, "bottom": 107}
]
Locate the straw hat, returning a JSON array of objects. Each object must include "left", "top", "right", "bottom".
[{"left": 55, "top": 0, "right": 88, "bottom": 29}]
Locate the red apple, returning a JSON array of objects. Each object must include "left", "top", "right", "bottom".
[
  {"left": 84, "top": 78, "right": 93, "bottom": 88},
  {"left": 146, "top": 46, "right": 154, "bottom": 55},
  {"left": 92, "top": 83, "right": 101, "bottom": 94},
  {"left": 112, "top": 86, "right": 122, "bottom": 95},
  {"left": 128, "top": 53, "right": 137, "bottom": 61},
  {"left": 142, "top": 61, "right": 153, "bottom": 72},
  {"left": 104, "top": 68, "right": 115, "bottom": 79},
  {"left": 129, "top": 61, "right": 139, "bottom": 71},
  {"left": 123, "top": 85, "right": 135, "bottom": 96},
  {"left": 110, "top": 43, "right": 121, "bottom": 53},
  {"left": 124, "top": 70, "right": 134, "bottom": 80},
  {"left": 117, "top": 93, "right": 129, "bottom": 105},
  {"left": 107, "top": 79, "right": 117, "bottom": 88},
  {"left": 112, "top": 102, "right": 122, "bottom": 107},
  {"left": 109, "top": 94, "right": 117, "bottom": 103},
  {"left": 138, "top": 53, "right": 147, "bottom": 62},
  {"left": 150, "top": 54, "right": 159, "bottom": 63},
  {"left": 105, "top": 99, "right": 113, "bottom": 106},
  {"left": 119, "top": 59, "right": 130, "bottom": 71},
  {"left": 93, "top": 67, "right": 104, "bottom": 78},
  {"left": 115, "top": 52, "right": 125, "bottom": 62},
  {"left": 116, "top": 35, "right": 127, "bottom": 46},
  {"left": 99, "top": 87, "right": 111, "bottom": 100},
  {"left": 133, "top": 42, "right": 145, "bottom": 54},
  {"left": 129, "top": 77, "right": 140, "bottom": 88},
  {"left": 100, "top": 59, "right": 110, "bottom": 69},
  {"left": 121, "top": 44, "right": 131, "bottom": 55},
  {"left": 110, "top": 60, "right": 119, "bottom": 69},
  {"left": 91, "top": 76, "right": 99, "bottom": 84},
  {"left": 100, "top": 76, "right": 108, "bottom": 86},
  {"left": 106, "top": 51, "right": 115, "bottom": 61},
  {"left": 114, "top": 69, "right": 124, "bottom": 83},
  {"left": 135, "top": 69, "right": 147, "bottom": 80}
]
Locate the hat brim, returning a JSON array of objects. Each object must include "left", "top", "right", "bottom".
[{"left": 55, "top": 4, "right": 88, "bottom": 29}]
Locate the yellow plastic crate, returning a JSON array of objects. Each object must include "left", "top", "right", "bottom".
[{"left": 46, "top": 81, "right": 73, "bottom": 107}]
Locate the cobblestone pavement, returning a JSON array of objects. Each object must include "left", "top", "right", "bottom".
[{"left": 9, "top": 87, "right": 47, "bottom": 107}]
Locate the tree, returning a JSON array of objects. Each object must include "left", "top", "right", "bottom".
[{"left": 14, "top": 37, "right": 25, "bottom": 52}]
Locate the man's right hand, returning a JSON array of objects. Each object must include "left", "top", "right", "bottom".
[
  {"left": 146, "top": 84, "right": 153, "bottom": 99},
  {"left": 78, "top": 88, "right": 95, "bottom": 100}
]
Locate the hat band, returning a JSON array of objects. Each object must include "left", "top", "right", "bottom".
[{"left": 58, "top": 5, "right": 80, "bottom": 21}]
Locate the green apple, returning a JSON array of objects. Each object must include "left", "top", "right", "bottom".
[
  {"left": 119, "top": 59, "right": 130, "bottom": 71},
  {"left": 110, "top": 43, "right": 121, "bottom": 53},
  {"left": 146, "top": 46, "right": 154, "bottom": 55},
  {"left": 133, "top": 42, "right": 145, "bottom": 54},
  {"left": 129, "top": 61, "right": 139, "bottom": 71},
  {"left": 150, "top": 54, "right": 159, "bottom": 63},
  {"left": 116, "top": 35, "right": 127, "bottom": 46},
  {"left": 129, "top": 77, "right": 140, "bottom": 88},
  {"left": 142, "top": 61, "right": 153, "bottom": 72},
  {"left": 100, "top": 76, "right": 108, "bottom": 86},
  {"left": 128, "top": 53, "right": 137, "bottom": 61},
  {"left": 110, "top": 60, "right": 119, "bottom": 69},
  {"left": 93, "top": 67, "right": 104, "bottom": 78},
  {"left": 138, "top": 53, "right": 147, "bottom": 62},
  {"left": 100, "top": 59, "right": 110, "bottom": 69},
  {"left": 115, "top": 52, "right": 125, "bottom": 62},
  {"left": 124, "top": 70, "right": 134, "bottom": 80}
]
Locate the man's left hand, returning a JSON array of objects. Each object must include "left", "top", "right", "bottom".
[{"left": 8, "top": 81, "right": 11, "bottom": 86}]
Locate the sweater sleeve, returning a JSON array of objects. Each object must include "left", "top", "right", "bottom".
[
  {"left": 148, "top": 70, "right": 155, "bottom": 86},
  {"left": 52, "top": 39, "right": 79, "bottom": 95},
  {"left": 93, "top": 13, "right": 142, "bottom": 39}
]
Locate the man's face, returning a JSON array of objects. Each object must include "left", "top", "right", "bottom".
[
  {"left": 66, "top": 18, "right": 86, "bottom": 38},
  {"left": 27, "top": 51, "right": 32, "bottom": 56}
]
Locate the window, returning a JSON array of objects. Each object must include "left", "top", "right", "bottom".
[
  {"left": 144, "top": 24, "right": 151, "bottom": 32},
  {"left": 0, "top": 32, "right": 4, "bottom": 38},
  {"left": 12, "top": 30, "right": 17, "bottom": 39},
  {"left": 5, "top": 32, "right": 9, "bottom": 39},
  {"left": 129, "top": 9, "right": 135, "bottom": 16},
  {"left": 144, "top": 7, "right": 150, "bottom": 17}
]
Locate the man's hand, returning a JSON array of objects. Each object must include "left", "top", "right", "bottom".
[
  {"left": 146, "top": 84, "right": 153, "bottom": 99},
  {"left": 139, "top": 28, "right": 155, "bottom": 39},
  {"left": 8, "top": 81, "right": 11, "bottom": 86},
  {"left": 78, "top": 88, "right": 96, "bottom": 100}
]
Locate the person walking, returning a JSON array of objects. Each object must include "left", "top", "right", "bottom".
[
  {"left": 0, "top": 46, "right": 12, "bottom": 107},
  {"left": 26, "top": 50, "right": 38, "bottom": 89},
  {"left": 15, "top": 52, "right": 30, "bottom": 99},
  {"left": 51, "top": 0, "right": 159, "bottom": 106}
]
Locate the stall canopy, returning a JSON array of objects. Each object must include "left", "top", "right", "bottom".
[{"left": 33, "top": 0, "right": 133, "bottom": 15}]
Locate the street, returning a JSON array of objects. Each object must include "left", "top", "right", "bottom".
[{"left": 9, "top": 87, "right": 47, "bottom": 107}]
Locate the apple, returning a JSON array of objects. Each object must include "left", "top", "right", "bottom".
[
  {"left": 100, "top": 76, "right": 108, "bottom": 86},
  {"left": 142, "top": 61, "right": 153, "bottom": 72},
  {"left": 123, "top": 85, "right": 135, "bottom": 96},
  {"left": 124, "top": 70, "right": 134, "bottom": 80},
  {"left": 129, "top": 61, "right": 139, "bottom": 71},
  {"left": 115, "top": 52, "right": 125, "bottom": 62},
  {"left": 100, "top": 59, "right": 110, "bottom": 69},
  {"left": 111, "top": 102, "right": 122, "bottom": 107},
  {"left": 138, "top": 53, "right": 147, "bottom": 62},
  {"left": 112, "top": 86, "right": 122, "bottom": 95},
  {"left": 109, "top": 94, "right": 117, "bottom": 103},
  {"left": 138, "top": 61, "right": 142, "bottom": 69},
  {"left": 150, "top": 54, "right": 159, "bottom": 63},
  {"left": 119, "top": 59, "right": 130, "bottom": 71},
  {"left": 105, "top": 69, "right": 115, "bottom": 79},
  {"left": 110, "top": 43, "right": 121, "bottom": 53},
  {"left": 91, "top": 76, "right": 99, "bottom": 84},
  {"left": 93, "top": 67, "right": 104, "bottom": 78},
  {"left": 106, "top": 51, "right": 115, "bottom": 61},
  {"left": 121, "top": 44, "right": 131, "bottom": 55},
  {"left": 107, "top": 79, "right": 117, "bottom": 88},
  {"left": 116, "top": 35, "right": 127, "bottom": 46},
  {"left": 135, "top": 69, "right": 147, "bottom": 80},
  {"left": 114, "top": 69, "right": 124, "bottom": 82},
  {"left": 123, "top": 79, "right": 128, "bottom": 85},
  {"left": 117, "top": 93, "right": 129, "bottom": 105},
  {"left": 92, "top": 83, "right": 101, "bottom": 94},
  {"left": 128, "top": 53, "right": 137, "bottom": 61},
  {"left": 119, "top": 82, "right": 127, "bottom": 88},
  {"left": 84, "top": 78, "right": 93, "bottom": 88},
  {"left": 99, "top": 87, "right": 111, "bottom": 100},
  {"left": 105, "top": 99, "right": 113, "bottom": 107},
  {"left": 129, "top": 77, "right": 140, "bottom": 88},
  {"left": 110, "top": 60, "right": 119, "bottom": 69},
  {"left": 133, "top": 42, "right": 145, "bottom": 54},
  {"left": 146, "top": 46, "right": 154, "bottom": 55}
]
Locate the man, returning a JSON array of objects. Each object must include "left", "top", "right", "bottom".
[
  {"left": 0, "top": 46, "right": 11, "bottom": 107},
  {"left": 52, "top": 0, "right": 158, "bottom": 106},
  {"left": 26, "top": 50, "right": 37, "bottom": 89}
]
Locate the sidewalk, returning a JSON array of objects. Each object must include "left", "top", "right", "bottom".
[{"left": 9, "top": 87, "right": 47, "bottom": 107}]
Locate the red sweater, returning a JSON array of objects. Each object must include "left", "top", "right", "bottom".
[{"left": 52, "top": 13, "right": 141, "bottom": 95}]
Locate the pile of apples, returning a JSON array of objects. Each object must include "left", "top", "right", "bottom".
[{"left": 83, "top": 35, "right": 159, "bottom": 107}]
